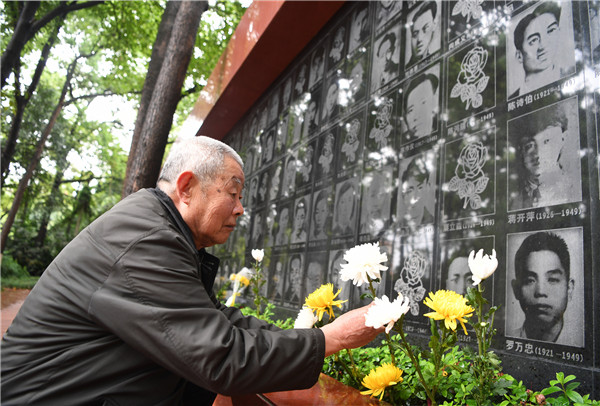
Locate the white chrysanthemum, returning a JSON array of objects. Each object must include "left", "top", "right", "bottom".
[
  {"left": 251, "top": 249, "right": 264, "bottom": 262},
  {"left": 364, "top": 294, "right": 410, "bottom": 334},
  {"left": 468, "top": 249, "right": 498, "bottom": 286},
  {"left": 294, "top": 307, "right": 318, "bottom": 329},
  {"left": 339, "top": 243, "right": 388, "bottom": 286}
]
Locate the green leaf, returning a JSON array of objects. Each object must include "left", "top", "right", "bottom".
[{"left": 541, "top": 386, "right": 562, "bottom": 395}]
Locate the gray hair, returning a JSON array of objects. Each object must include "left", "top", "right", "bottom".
[{"left": 157, "top": 136, "right": 243, "bottom": 193}]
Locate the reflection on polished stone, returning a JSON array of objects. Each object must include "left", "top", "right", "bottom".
[{"left": 213, "top": 373, "right": 389, "bottom": 405}]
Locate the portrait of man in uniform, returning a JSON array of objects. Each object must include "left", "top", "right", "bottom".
[{"left": 508, "top": 98, "right": 581, "bottom": 211}]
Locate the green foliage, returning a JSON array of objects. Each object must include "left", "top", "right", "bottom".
[
  {"left": 1, "top": 254, "right": 29, "bottom": 279},
  {"left": 1, "top": 0, "right": 247, "bottom": 274},
  {"left": 240, "top": 302, "right": 295, "bottom": 330}
]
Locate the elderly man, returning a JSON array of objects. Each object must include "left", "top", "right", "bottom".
[{"left": 1, "top": 136, "right": 381, "bottom": 404}]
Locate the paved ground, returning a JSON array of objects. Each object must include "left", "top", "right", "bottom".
[{"left": 1, "top": 288, "right": 30, "bottom": 337}]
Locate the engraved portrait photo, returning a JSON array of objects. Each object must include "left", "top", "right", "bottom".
[
  {"left": 281, "top": 152, "right": 298, "bottom": 199},
  {"left": 348, "top": 2, "right": 371, "bottom": 54},
  {"left": 273, "top": 202, "right": 292, "bottom": 247},
  {"left": 333, "top": 177, "right": 359, "bottom": 236},
  {"left": 505, "top": 227, "right": 584, "bottom": 348},
  {"left": 405, "top": 0, "right": 441, "bottom": 69},
  {"left": 268, "top": 160, "right": 283, "bottom": 202},
  {"left": 291, "top": 195, "right": 310, "bottom": 244},
  {"left": 295, "top": 139, "right": 317, "bottom": 191},
  {"left": 375, "top": 0, "right": 403, "bottom": 31},
  {"left": 370, "top": 23, "right": 402, "bottom": 93},
  {"left": 343, "top": 50, "right": 369, "bottom": 111},
  {"left": 400, "top": 64, "right": 440, "bottom": 144},
  {"left": 590, "top": 1, "right": 600, "bottom": 64},
  {"left": 340, "top": 111, "right": 365, "bottom": 171},
  {"left": 397, "top": 150, "right": 437, "bottom": 231},
  {"left": 360, "top": 164, "right": 394, "bottom": 239},
  {"left": 328, "top": 22, "right": 347, "bottom": 70},
  {"left": 439, "top": 236, "right": 495, "bottom": 297},
  {"left": 316, "top": 129, "right": 337, "bottom": 182},
  {"left": 284, "top": 253, "right": 304, "bottom": 306},
  {"left": 306, "top": 251, "right": 328, "bottom": 296},
  {"left": 443, "top": 128, "right": 495, "bottom": 220},
  {"left": 302, "top": 89, "right": 321, "bottom": 140},
  {"left": 311, "top": 187, "right": 333, "bottom": 241},
  {"left": 267, "top": 254, "right": 286, "bottom": 303},
  {"left": 328, "top": 249, "right": 351, "bottom": 311},
  {"left": 276, "top": 114, "right": 289, "bottom": 155},
  {"left": 447, "top": 40, "right": 495, "bottom": 124},
  {"left": 293, "top": 61, "right": 309, "bottom": 102},
  {"left": 507, "top": 0, "right": 576, "bottom": 99},
  {"left": 308, "top": 44, "right": 326, "bottom": 89},
  {"left": 507, "top": 97, "right": 582, "bottom": 211},
  {"left": 321, "top": 74, "right": 342, "bottom": 125}
]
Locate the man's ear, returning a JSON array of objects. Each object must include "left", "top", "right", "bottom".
[
  {"left": 515, "top": 50, "right": 523, "bottom": 64},
  {"left": 567, "top": 278, "right": 575, "bottom": 301},
  {"left": 511, "top": 279, "right": 522, "bottom": 301},
  {"left": 175, "top": 171, "right": 196, "bottom": 205}
]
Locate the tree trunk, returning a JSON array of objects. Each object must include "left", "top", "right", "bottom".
[
  {"left": 121, "top": 0, "right": 207, "bottom": 198},
  {"left": 1, "top": 59, "right": 76, "bottom": 253},
  {"left": 1, "top": 22, "right": 62, "bottom": 185},
  {"left": 123, "top": 0, "right": 181, "bottom": 195}
]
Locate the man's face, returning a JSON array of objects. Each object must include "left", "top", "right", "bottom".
[
  {"left": 279, "top": 208, "right": 289, "bottom": 228},
  {"left": 520, "top": 136, "right": 540, "bottom": 178},
  {"left": 366, "top": 176, "right": 385, "bottom": 216},
  {"left": 326, "top": 84, "right": 339, "bottom": 112},
  {"left": 446, "top": 257, "right": 472, "bottom": 295},
  {"left": 402, "top": 176, "right": 429, "bottom": 222},
  {"left": 513, "top": 250, "right": 572, "bottom": 326},
  {"left": 337, "top": 187, "right": 355, "bottom": 219},
  {"left": 313, "top": 197, "right": 328, "bottom": 230},
  {"left": 405, "top": 79, "right": 436, "bottom": 137},
  {"left": 535, "top": 125, "right": 564, "bottom": 174},
  {"left": 350, "top": 62, "right": 364, "bottom": 93},
  {"left": 411, "top": 10, "right": 435, "bottom": 58},
  {"left": 293, "top": 206, "right": 306, "bottom": 232},
  {"left": 186, "top": 156, "right": 245, "bottom": 248},
  {"left": 518, "top": 12, "right": 560, "bottom": 74},
  {"left": 290, "top": 258, "right": 302, "bottom": 285}
]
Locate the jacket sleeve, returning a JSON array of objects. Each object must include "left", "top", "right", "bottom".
[{"left": 88, "top": 228, "right": 325, "bottom": 395}]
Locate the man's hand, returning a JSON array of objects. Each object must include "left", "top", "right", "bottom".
[{"left": 320, "top": 304, "right": 384, "bottom": 356}]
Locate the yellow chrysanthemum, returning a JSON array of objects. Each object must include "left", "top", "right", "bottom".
[
  {"left": 304, "top": 283, "right": 346, "bottom": 321},
  {"left": 360, "top": 363, "right": 403, "bottom": 401},
  {"left": 423, "top": 290, "right": 474, "bottom": 335},
  {"left": 236, "top": 275, "right": 250, "bottom": 287}
]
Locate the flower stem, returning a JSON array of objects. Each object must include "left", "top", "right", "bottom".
[
  {"left": 335, "top": 352, "right": 361, "bottom": 388},
  {"left": 395, "top": 318, "right": 435, "bottom": 405},
  {"left": 385, "top": 332, "right": 396, "bottom": 366}
]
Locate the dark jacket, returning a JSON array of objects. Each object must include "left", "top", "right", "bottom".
[{"left": 1, "top": 189, "right": 325, "bottom": 405}]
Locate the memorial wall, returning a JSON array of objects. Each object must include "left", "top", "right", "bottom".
[{"left": 209, "top": 0, "right": 599, "bottom": 393}]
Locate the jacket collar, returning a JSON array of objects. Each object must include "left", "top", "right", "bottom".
[{"left": 149, "top": 188, "right": 220, "bottom": 292}]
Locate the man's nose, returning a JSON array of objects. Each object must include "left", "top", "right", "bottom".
[
  {"left": 533, "top": 281, "right": 548, "bottom": 297},
  {"left": 234, "top": 199, "right": 244, "bottom": 217}
]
